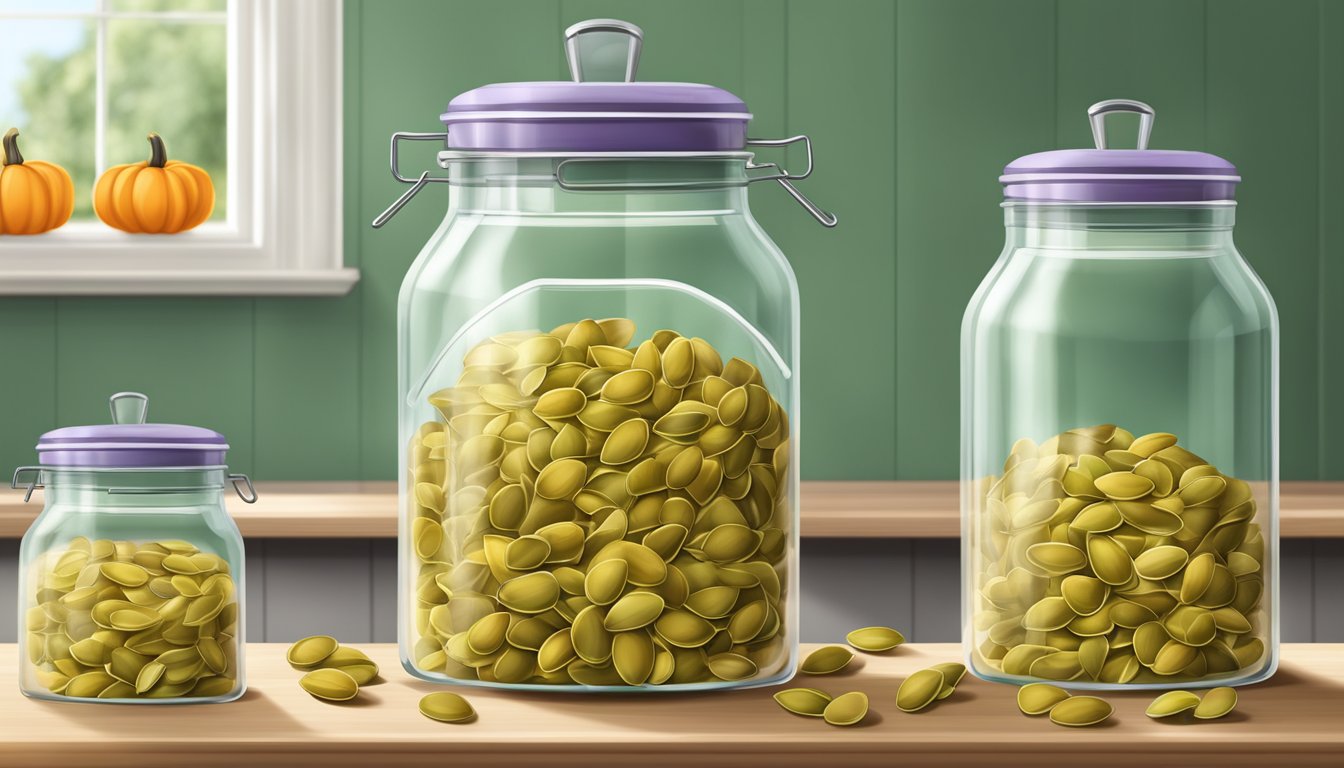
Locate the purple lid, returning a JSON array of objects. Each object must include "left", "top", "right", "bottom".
[
  {"left": 35, "top": 393, "right": 230, "bottom": 468},
  {"left": 440, "top": 20, "right": 751, "bottom": 152},
  {"left": 1001, "top": 100, "right": 1240, "bottom": 203}
]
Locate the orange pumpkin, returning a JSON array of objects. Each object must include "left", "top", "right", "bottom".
[
  {"left": 0, "top": 128, "right": 75, "bottom": 235},
  {"left": 94, "top": 133, "right": 214, "bottom": 234}
]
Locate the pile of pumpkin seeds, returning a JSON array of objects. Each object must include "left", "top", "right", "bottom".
[
  {"left": 407, "top": 318, "right": 791, "bottom": 687},
  {"left": 23, "top": 537, "right": 240, "bottom": 700},
  {"left": 288, "top": 635, "right": 380, "bottom": 702},
  {"left": 972, "top": 425, "right": 1267, "bottom": 685},
  {"left": 777, "top": 628, "right": 926, "bottom": 726}
]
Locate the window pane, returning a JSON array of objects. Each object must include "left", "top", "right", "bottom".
[
  {"left": 106, "top": 0, "right": 227, "bottom": 13},
  {"left": 0, "top": 1, "right": 98, "bottom": 12},
  {"left": 105, "top": 16, "right": 227, "bottom": 221},
  {"left": 0, "top": 18, "right": 97, "bottom": 220}
]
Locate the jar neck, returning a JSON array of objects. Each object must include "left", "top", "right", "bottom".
[
  {"left": 444, "top": 154, "right": 753, "bottom": 216},
  {"left": 1004, "top": 204, "right": 1236, "bottom": 250},
  {"left": 39, "top": 467, "right": 227, "bottom": 507}
]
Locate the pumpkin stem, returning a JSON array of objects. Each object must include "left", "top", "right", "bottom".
[
  {"left": 2, "top": 128, "right": 22, "bottom": 166},
  {"left": 146, "top": 132, "right": 167, "bottom": 168}
]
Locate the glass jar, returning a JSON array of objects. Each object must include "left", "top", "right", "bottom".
[
  {"left": 15, "top": 392, "right": 255, "bottom": 703},
  {"left": 962, "top": 100, "right": 1277, "bottom": 689},
  {"left": 376, "top": 20, "right": 832, "bottom": 691}
]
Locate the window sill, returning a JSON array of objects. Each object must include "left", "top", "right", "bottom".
[{"left": 0, "top": 267, "right": 360, "bottom": 296}]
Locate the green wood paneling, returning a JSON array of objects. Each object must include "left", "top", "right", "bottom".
[
  {"left": 0, "top": 300, "right": 56, "bottom": 475},
  {"left": 52, "top": 298, "right": 256, "bottom": 474},
  {"left": 894, "top": 0, "right": 1055, "bottom": 479},
  {"left": 0, "top": 0, "right": 1337, "bottom": 482},
  {"left": 1207, "top": 0, "right": 1320, "bottom": 480},
  {"left": 785, "top": 0, "right": 897, "bottom": 479},
  {"left": 1055, "top": 0, "right": 1206, "bottom": 150},
  {"left": 1322, "top": 0, "right": 1344, "bottom": 479}
]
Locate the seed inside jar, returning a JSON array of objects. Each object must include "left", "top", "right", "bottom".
[
  {"left": 408, "top": 319, "right": 791, "bottom": 686},
  {"left": 24, "top": 537, "right": 240, "bottom": 700},
  {"left": 972, "top": 425, "right": 1266, "bottom": 685}
]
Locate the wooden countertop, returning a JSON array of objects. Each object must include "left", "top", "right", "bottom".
[
  {"left": 2, "top": 481, "right": 1341, "bottom": 538},
  {"left": 1, "top": 643, "right": 1340, "bottom": 767}
]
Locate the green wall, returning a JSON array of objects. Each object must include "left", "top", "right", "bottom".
[{"left": 0, "top": 0, "right": 1340, "bottom": 482}]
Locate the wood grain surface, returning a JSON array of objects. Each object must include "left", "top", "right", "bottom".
[
  {"left": 0, "top": 643, "right": 1341, "bottom": 767},
  {"left": 2, "top": 481, "right": 1341, "bottom": 538}
]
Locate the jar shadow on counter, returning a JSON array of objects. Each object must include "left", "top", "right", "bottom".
[{"left": 30, "top": 688, "right": 311, "bottom": 733}]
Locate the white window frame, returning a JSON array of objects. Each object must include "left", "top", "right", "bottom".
[{"left": 0, "top": 0, "right": 356, "bottom": 296}]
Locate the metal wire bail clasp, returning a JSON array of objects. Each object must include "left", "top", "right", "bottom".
[
  {"left": 228, "top": 473, "right": 258, "bottom": 504},
  {"left": 11, "top": 466, "right": 42, "bottom": 503},
  {"left": 746, "top": 135, "right": 837, "bottom": 228},
  {"left": 371, "top": 131, "right": 451, "bottom": 228},
  {"left": 1089, "top": 99, "right": 1155, "bottom": 150}
]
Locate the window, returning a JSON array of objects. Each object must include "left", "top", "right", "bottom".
[{"left": 0, "top": 0, "right": 355, "bottom": 295}]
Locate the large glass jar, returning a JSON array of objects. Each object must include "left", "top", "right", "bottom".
[
  {"left": 377, "top": 20, "right": 832, "bottom": 691},
  {"left": 962, "top": 101, "right": 1278, "bottom": 690},
  {"left": 15, "top": 392, "right": 254, "bottom": 703}
]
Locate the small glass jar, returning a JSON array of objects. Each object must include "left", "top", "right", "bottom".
[
  {"left": 15, "top": 392, "right": 255, "bottom": 703},
  {"left": 962, "top": 101, "right": 1278, "bottom": 689},
  {"left": 378, "top": 20, "right": 833, "bottom": 691}
]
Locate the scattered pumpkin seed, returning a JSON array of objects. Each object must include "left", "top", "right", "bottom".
[
  {"left": 299, "top": 668, "right": 359, "bottom": 702},
  {"left": 1017, "top": 683, "right": 1071, "bottom": 715},
  {"left": 800, "top": 646, "right": 854, "bottom": 675},
  {"left": 1146, "top": 690, "right": 1202, "bottom": 718},
  {"left": 822, "top": 691, "right": 869, "bottom": 726},
  {"left": 1193, "top": 686, "right": 1237, "bottom": 719},
  {"left": 774, "top": 687, "right": 832, "bottom": 717},
  {"left": 896, "top": 668, "right": 945, "bottom": 713},
  {"left": 1048, "top": 695, "right": 1113, "bottom": 727},
  {"left": 288, "top": 635, "right": 339, "bottom": 669},
  {"left": 419, "top": 691, "right": 477, "bottom": 723},
  {"left": 845, "top": 626, "right": 905, "bottom": 652}
]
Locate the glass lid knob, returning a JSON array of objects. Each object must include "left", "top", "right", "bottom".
[
  {"left": 109, "top": 391, "right": 149, "bottom": 424},
  {"left": 565, "top": 18, "right": 643, "bottom": 82}
]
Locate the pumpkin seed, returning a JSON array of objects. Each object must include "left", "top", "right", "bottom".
[
  {"left": 932, "top": 662, "right": 967, "bottom": 699},
  {"left": 419, "top": 691, "right": 477, "bottom": 723},
  {"left": 299, "top": 668, "right": 359, "bottom": 702},
  {"left": 1193, "top": 686, "right": 1237, "bottom": 719},
  {"left": 800, "top": 645, "right": 854, "bottom": 675},
  {"left": 1048, "top": 696, "right": 1113, "bottom": 727},
  {"left": 1017, "top": 683, "right": 1070, "bottom": 715},
  {"left": 707, "top": 652, "right": 757, "bottom": 681},
  {"left": 604, "top": 592, "right": 666, "bottom": 632},
  {"left": 498, "top": 572, "right": 560, "bottom": 614},
  {"left": 896, "top": 668, "right": 944, "bottom": 712},
  {"left": 774, "top": 687, "right": 831, "bottom": 717},
  {"left": 822, "top": 691, "right": 868, "bottom": 726},
  {"left": 845, "top": 626, "right": 905, "bottom": 652},
  {"left": 612, "top": 630, "right": 656, "bottom": 685},
  {"left": 318, "top": 646, "right": 380, "bottom": 685},
  {"left": 1133, "top": 545, "right": 1189, "bottom": 580},
  {"left": 1146, "top": 690, "right": 1201, "bottom": 718}
]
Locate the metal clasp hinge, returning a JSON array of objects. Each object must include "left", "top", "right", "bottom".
[
  {"left": 746, "top": 135, "right": 837, "bottom": 227},
  {"left": 228, "top": 474, "right": 258, "bottom": 504},
  {"left": 11, "top": 466, "right": 42, "bottom": 503},
  {"left": 371, "top": 131, "right": 451, "bottom": 228}
]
